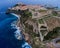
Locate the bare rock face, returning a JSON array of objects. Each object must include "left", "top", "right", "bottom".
[{"left": 23, "top": 33, "right": 30, "bottom": 42}]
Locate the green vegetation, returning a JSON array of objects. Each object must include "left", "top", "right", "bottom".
[
  {"left": 38, "top": 9, "right": 47, "bottom": 13},
  {"left": 31, "top": 32, "right": 39, "bottom": 38},
  {"left": 52, "top": 11, "right": 58, "bottom": 16},
  {"left": 24, "top": 11, "right": 32, "bottom": 17},
  {"left": 32, "top": 9, "right": 35, "bottom": 11},
  {"left": 43, "top": 14, "right": 52, "bottom": 21},
  {"left": 44, "top": 27, "right": 60, "bottom": 41},
  {"left": 38, "top": 19, "right": 44, "bottom": 24}
]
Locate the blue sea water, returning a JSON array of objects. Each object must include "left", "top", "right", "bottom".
[
  {"left": 0, "top": 0, "right": 32, "bottom": 48},
  {"left": 0, "top": 13, "right": 32, "bottom": 48},
  {"left": 0, "top": 0, "right": 60, "bottom": 48}
]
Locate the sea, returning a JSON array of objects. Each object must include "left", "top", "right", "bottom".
[{"left": 0, "top": 0, "right": 60, "bottom": 48}]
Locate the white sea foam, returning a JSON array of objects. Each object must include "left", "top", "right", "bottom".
[
  {"left": 10, "top": 13, "right": 20, "bottom": 19},
  {"left": 11, "top": 22, "right": 23, "bottom": 40},
  {"left": 10, "top": 13, "right": 32, "bottom": 48},
  {"left": 10, "top": 13, "right": 23, "bottom": 40},
  {"left": 11, "top": 21, "right": 17, "bottom": 29},
  {"left": 22, "top": 42, "right": 32, "bottom": 48},
  {"left": 11, "top": 21, "right": 23, "bottom": 40},
  {"left": 14, "top": 27, "right": 23, "bottom": 40}
]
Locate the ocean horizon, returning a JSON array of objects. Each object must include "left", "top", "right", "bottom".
[{"left": 0, "top": 0, "right": 60, "bottom": 12}]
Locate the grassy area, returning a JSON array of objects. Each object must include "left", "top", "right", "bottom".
[
  {"left": 38, "top": 19, "right": 44, "bottom": 24},
  {"left": 52, "top": 11, "right": 58, "bottom": 16},
  {"left": 52, "top": 13, "right": 58, "bottom": 16},
  {"left": 43, "top": 15, "right": 52, "bottom": 21},
  {"left": 32, "top": 9, "right": 35, "bottom": 11},
  {"left": 24, "top": 11, "right": 32, "bottom": 17},
  {"left": 38, "top": 9, "right": 47, "bottom": 13},
  {"left": 44, "top": 27, "right": 60, "bottom": 41}
]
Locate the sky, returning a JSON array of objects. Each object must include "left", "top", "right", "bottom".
[
  {"left": 0, "top": 0, "right": 60, "bottom": 12},
  {"left": 0, "top": 0, "right": 60, "bottom": 4}
]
